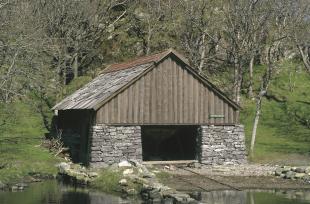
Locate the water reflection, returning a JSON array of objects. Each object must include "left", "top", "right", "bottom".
[
  {"left": 201, "top": 189, "right": 310, "bottom": 204},
  {"left": 1, "top": 180, "right": 310, "bottom": 204},
  {"left": 0, "top": 180, "right": 140, "bottom": 204}
]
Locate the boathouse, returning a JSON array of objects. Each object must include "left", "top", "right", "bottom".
[{"left": 53, "top": 49, "right": 247, "bottom": 167}]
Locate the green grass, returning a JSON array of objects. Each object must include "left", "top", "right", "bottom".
[
  {"left": 91, "top": 168, "right": 143, "bottom": 194},
  {"left": 240, "top": 60, "right": 310, "bottom": 165},
  {"left": 91, "top": 169, "right": 122, "bottom": 193},
  {"left": 0, "top": 102, "right": 62, "bottom": 184}
]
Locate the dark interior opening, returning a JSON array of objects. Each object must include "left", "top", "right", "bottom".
[{"left": 141, "top": 125, "right": 198, "bottom": 161}]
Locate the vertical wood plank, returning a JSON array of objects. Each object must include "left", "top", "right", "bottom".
[
  {"left": 113, "top": 95, "right": 118, "bottom": 123},
  {"left": 173, "top": 60, "right": 178, "bottom": 122},
  {"left": 224, "top": 102, "right": 229, "bottom": 124},
  {"left": 199, "top": 82, "right": 204, "bottom": 123},
  {"left": 188, "top": 71, "right": 194, "bottom": 122},
  {"left": 209, "top": 90, "right": 214, "bottom": 124},
  {"left": 228, "top": 106, "right": 233, "bottom": 124},
  {"left": 168, "top": 59, "right": 174, "bottom": 122},
  {"left": 177, "top": 63, "right": 184, "bottom": 123},
  {"left": 163, "top": 59, "right": 169, "bottom": 122},
  {"left": 218, "top": 96, "right": 223, "bottom": 124},
  {"left": 213, "top": 95, "right": 217, "bottom": 124},
  {"left": 143, "top": 73, "right": 150, "bottom": 123},
  {"left": 133, "top": 81, "right": 139, "bottom": 123},
  {"left": 127, "top": 85, "right": 133, "bottom": 122},
  {"left": 117, "top": 95, "right": 121, "bottom": 123},
  {"left": 204, "top": 88, "right": 209, "bottom": 123},
  {"left": 183, "top": 68, "right": 189, "bottom": 123},
  {"left": 194, "top": 77, "right": 199, "bottom": 123},
  {"left": 157, "top": 63, "right": 162, "bottom": 123},
  {"left": 151, "top": 67, "right": 157, "bottom": 123}
]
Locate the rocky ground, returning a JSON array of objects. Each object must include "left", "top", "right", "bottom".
[
  {"left": 57, "top": 161, "right": 198, "bottom": 204},
  {"left": 155, "top": 164, "right": 310, "bottom": 192},
  {"left": 3, "top": 162, "right": 310, "bottom": 204}
]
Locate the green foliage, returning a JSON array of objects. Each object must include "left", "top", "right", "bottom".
[
  {"left": 241, "top": 60, "right": 310, "bottom": 165},
  {"left": 155, "top": 171, "right": 171, "bottom": 182},
  {"left": 0, "top": 102, "right": 62, "bottom": 184},
  {"left": 60, "top": 76, "right": 93, "bottom": 99},
  {"left": 91, "top": 169, "right": 122, "bottom": 193}
]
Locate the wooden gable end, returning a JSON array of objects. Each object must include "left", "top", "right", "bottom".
[{"left": 96, "top": 56, "right": 239, "bottom": 125}]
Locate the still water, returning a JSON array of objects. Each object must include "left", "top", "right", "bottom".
[{"left": 1, "top": 180, "right": 310, "bottom": 204}]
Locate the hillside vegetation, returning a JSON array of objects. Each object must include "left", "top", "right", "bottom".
[
  {"left": 241, "top": 60, "right": 310, "bottom": 164},
  {"left": 0, "top": 103, "right": 62, "bottom": 184},
  {"left": 1, "top": 0, "right": 310, "bottom": 184}
]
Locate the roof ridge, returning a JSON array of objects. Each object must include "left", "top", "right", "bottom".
[{"left": 101, "top": 49, "right": 172, "bottom": 74}]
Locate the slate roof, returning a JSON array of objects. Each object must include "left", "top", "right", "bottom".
[
  {"left": 102, "top": 50, "right": 170, "bottom": 73},
  {"left": 52, "top": 62, "right": 153, "bottom": 110},
  {"left": 53, "top": 49, "right": 240, "bottom": 111}
]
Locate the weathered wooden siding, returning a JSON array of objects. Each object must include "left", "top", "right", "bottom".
[{"left": 96, "top": 57, "right": 238, "bottom": 125}]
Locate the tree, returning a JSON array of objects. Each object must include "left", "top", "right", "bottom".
[
  {"left": 250, "top": 0, "right": 289, "bottom": 155},
  {"left": 221, "top": 0, "right": 272, "bottom": 104},
  {"left": 177, "top": 0, "right": 224, "bottom": 74}
]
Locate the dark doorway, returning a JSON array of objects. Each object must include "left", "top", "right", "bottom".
[{"left": 141, "top": 125, "right": 198, "bottom": 161}]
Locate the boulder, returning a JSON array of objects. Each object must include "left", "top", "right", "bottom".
[
  {"left": 275, "top": 168, "right": 283, "bottom": 176},
  {"left": 118, "top": 161, "right": 132, "bottom": 168},
  {"left": 282, "top": 166, "right": 291, "bottom": 173},
  {"left": 305, "top": 167, "right": 310, "bottom": 174},
  {"left": 162, "top": 198, "right": 174, "bottom": 204},
  {"left": 302, "top": 175, "right": 310, "bottom": 182},
  {"left": 295, "top": 173, "right": 306, "bottom": 179},
  {"left": 148, "top": 189, "right": 162, "bottom": 200},
  {"left": 295, "top": 167, "right": 305, "bottom": 173},
  {"left": 119, "top": 179, "right": 128, "bottom": 186},
  {"left": 57, "top": 162, "right": 71, "bottom": 174},
  {"left": 88, "top": 172, "right": 98, "bottom": 178},
  {"left": 142, "top": 172, "right": 156, "bottom": 178},
  {"left": 124, "top": 188, "right": 137, "bottom": 195},
  {"left": 285, "top": 171, "right": 296, "bottom": 179},
  {"left": 123, "top": 168, "right": 134, "bottom": 176}
]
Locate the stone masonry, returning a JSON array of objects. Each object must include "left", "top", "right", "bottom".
[
  {"left": 199, "top": 125, "right": 247, "bottom": 165},
  {"left": 89, "top": 124, "right": 142, "bottom": 167}
]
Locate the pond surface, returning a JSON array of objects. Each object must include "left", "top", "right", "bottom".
[
  {"left": 1, "top": 181, "right": 310, "bottom": 204},
  {"left": 0, "top": 180, "right": 139, "bottom": 204},
  {"left": 200, "top": 189, "right": 310, "bottom": 204}
]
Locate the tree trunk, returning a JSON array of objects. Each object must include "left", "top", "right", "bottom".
[
  {"left": 198, "top": 32, "right": 206, "bottom": 73},
  {"left": 297, "top": 44, "right": 310, "bottom": 74},
  {"left": 146, "top": 20, "right": 152, "bottom": 55},
  {"left": 73, "top": 52, "right": 78, "bottom": 78},
  {"left": 250, "top": 45, "right": 274, "bottom": 157},
  {"left": 233, "top": 64, "right": 242, "bottom": 104},
  {"left": 73, "top": 40, "right": 79, "bottom": 78},
  {"left": 250, "top": 94, "right": 262, "bottom": 156},
  {"left": 248, "top": 55, "right": 254, "bottom": 99}
]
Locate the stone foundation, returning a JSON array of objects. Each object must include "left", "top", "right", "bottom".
[
  {"left": 88, "top": 124, "right": 246, "bottom": 167},
  {"left": 199, "top": 125, "right": 247, "bottom": 165},
  {"left": 89, "top": 124, "right": 142, "bottom": 167}
]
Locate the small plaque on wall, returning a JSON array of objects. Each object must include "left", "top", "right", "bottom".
[{"left": 209, "top": 114, "right": 225, "bottom": 118}]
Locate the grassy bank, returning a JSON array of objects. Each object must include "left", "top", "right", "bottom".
[
  {"left": 240, "top": 61, "right": 310, "bottom": 165},
  {"left": 0, "top": 103, "right": 62, "bottom": 184}
]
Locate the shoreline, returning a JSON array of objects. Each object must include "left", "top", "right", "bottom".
[{"left": 156, "top": 164, "right": 310, "bottom": 192}]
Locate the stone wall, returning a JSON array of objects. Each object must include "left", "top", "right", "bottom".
[
  {"left": 199, "top": 125, "right": 247, "bottom": 165},
  {"left": 89, "top": 124, "right": 142, "bottom": 167}
]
